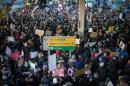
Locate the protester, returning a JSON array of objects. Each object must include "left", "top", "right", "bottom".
[{"left": 0, "top": 0, "right": 130, "bottom": 86}]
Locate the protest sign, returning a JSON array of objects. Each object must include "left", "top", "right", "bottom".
[
  {"left": 90, "top": 32, "right": 98, "bottom": 39},
  {"left": 57, "top": 69, "right": 64, "bottom": 77},
  {"left": 108, "top": 26, "right": 114, "bottom": 32},
  {"left": 8, "top": 36, "right": 15, "bottom": 42},
  {"left": 52, "top": 70, "right": 58, "bottom": 77},
  {"left": 119, "top": 41, "right": 125, "bottom": 50},
  {"left": 5, "top": 47, "right": 11, "bottom": 56},
  {"left": 30, "top": 51, "right": 38, "bottom": 59},
  {"left": 76, "top": 39, "right": 80, "bottom": 44},
  {"left": 67, "top": 68, "right": 73, "bottom": 76},
  {"left": 48, "top": 54, "right": 56, "bottom": 71},
  {"left": 73, "top": 63, "right": 92, "bottom": 78},
  {"left": 110, "top": 52, "right": 119, "bottom": 57},
  {"left": 52, "top": 68, "right": 64, "bottom": 77},
  {"left": 35, "top": 29, "right": 44, "bottom": 37},
  {"left": 84, "top": 42, "right": 96, "bottom": 47}
]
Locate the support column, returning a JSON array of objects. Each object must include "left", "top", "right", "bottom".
[{"left": 78, "top": 0, "right": 85, "bottom": 36}]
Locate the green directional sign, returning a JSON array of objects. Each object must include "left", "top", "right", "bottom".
[{"left": 48, "top": 46, "right": 75, "bottom": 50}]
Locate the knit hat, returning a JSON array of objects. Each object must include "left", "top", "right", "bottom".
[
  {"left": 53, "top": 78, "right": 58, "bottom": 84},
  {"left": 88, "top": 28, "right": 93, "bottom": 32},
  {"left": 100, "top": 62, "right": 104, "bottom": 67}
]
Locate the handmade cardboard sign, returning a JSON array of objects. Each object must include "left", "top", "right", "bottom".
[
  {"left": 52, "top": 68, "right": 64, "bottom": 77},
  {"left": 90, "top": 32, "right": 98, "bottom": 38},
  {"left": 73, "top": 63, "right": 92, "bottom": 78},
  {"left": 35, "top": 29, "right": 44, "bottom": 37}
]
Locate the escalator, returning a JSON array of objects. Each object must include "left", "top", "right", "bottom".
[
  {"left": 112, "top": 0, "right": 130, "bottom": 10},
  {"left": 0, "top": 0, "right": 14, "bottom": 19}
]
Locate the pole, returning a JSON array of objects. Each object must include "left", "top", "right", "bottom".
[
  {"left": 48, "top": 50, "right": 50, "bottom": 72},
  {"left": 48, "top": 50, "right": 50, "bottom": 57},
  {"left": 40, "top": 36, "right": 42, "bottom": 44},
  {"left": 4, "top": 1, "right": 7, "bottom": 17},
  {"left": 69, "top": 50, "right": 71, "bottom": 59},
  {"left": 78, "top": 0, "right": 85, "bottom": 36},
  {"left": 48, "top": 50, "right": 50, "bottom": 69}
]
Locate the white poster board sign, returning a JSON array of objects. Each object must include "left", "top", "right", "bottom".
[
  {"left": 5, "top": 47, "right": 11, "bottom": 56},
  {"left": 30, "top": 51, "right": 38, "bottom": 59},
  {"left": 119, "top": 41, "right": 125, "bottom": 50},
  {"left": 35, "top": 29, "right": 44, "bottom": 37},
  {"left": 48, "top": 54, "right": 56, "bottom": 71},
  {"left": 76, "top": 39, "right": 80, "bottom": 44},
  {"left": 8, "top": 36, "right": 15, "bottom": 42}
]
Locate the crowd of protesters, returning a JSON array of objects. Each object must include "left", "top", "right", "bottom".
[{"left": 0, "top": 0, "right": 130, "bottom": 86}]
